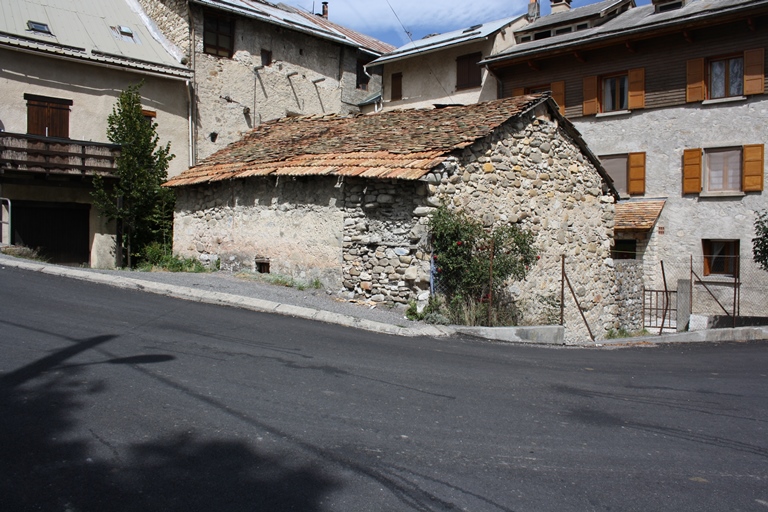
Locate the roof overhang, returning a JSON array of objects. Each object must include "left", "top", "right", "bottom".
[{"left": 614, "top": 200, "right": 665, "bottom": 232}]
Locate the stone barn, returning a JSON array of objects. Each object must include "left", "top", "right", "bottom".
[{"left": 165, "top": 94, "right": 622, "bottom": 339}]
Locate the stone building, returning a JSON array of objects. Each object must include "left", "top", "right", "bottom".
[
  {"left": 0, "top": 0, "right": 192, "bottom": 267},
  {"left": 135, "top": 0, "right": 395, "bottom": 162},
  {"left": 165, "top": 94, "right": 623, "bottom": 340},
  {"left": 483, "top": 0, "right": 768, "bottom": 323}
]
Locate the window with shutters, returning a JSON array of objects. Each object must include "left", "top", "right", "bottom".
[
  {"left": 600, "top": 152, "right": 646, "bottom": 197},
  {"left": 24, "top": 93, "right": 72, "bottom": 138},
  {"left": 687, "top": 49, "right": 764, "bottom": 102},
  {"left": 702, "top": 239, "right": 739, "bottom": 277},
  {"left": 456, "top": 53, "right": 482, "bottom": 90},
  {"left": 583, "top": 68, "right": 644, "bottom": 115},
  {"left": 391, "top": 72, "right": 403, "bottom": 101},
  {"left": 203, "top": 12, "right": 234, "bottom": 58},
  {"left": 682, "top": 145, "right": 764, "bottom": 195}
]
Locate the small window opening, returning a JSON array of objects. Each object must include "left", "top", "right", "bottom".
[
  {"left": 576, "top": 23, "right": 589, "bottom": 30},
  {"left": 27, "top": 20, "right": 51, "bottom": 34},
  {"left": 118, "top": 25, "right": 133, "bottom": 36},
  {"left": 555, "top": 26, "right": 573, "bottom": 35},
  {"left": 612, "top": 239, "right": 637, "bottom": 260},
  {"left": 255, "top": 257, "right": 270, "bottom": 274},
  {"left": 261, "top": 49, "right": 272, "bottom": 67},
  {"left": 534, "top": 30, "right": 551, "bottom": 41}
]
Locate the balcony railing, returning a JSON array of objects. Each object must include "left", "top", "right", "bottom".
[{"left": 0, "top": 132, "right": 120, "bottom": 178}]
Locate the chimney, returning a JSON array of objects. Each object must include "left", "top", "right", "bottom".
[
  {"left": 550, "top": 0, "right": 572, "bottom": 14},
  {"left": 321, "top": 2, "right": 328, "bottom": 19},
  {"left": 527, "top": 0, "right": 540, "bottom": 21}
]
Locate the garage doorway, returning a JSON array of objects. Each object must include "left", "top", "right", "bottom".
[{"left": 12, "top": 201, "right": 90, "bottom": 265}]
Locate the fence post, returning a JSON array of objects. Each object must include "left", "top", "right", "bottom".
[{"left": 560, "top": 254, "right": 565, "bottom": 326}]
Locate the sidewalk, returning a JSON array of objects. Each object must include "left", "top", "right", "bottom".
[{"left": 2, "top": 254, "right": 766, "bottom": 346}]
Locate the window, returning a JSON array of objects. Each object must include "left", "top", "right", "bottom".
[
  {"left": 710, "top": 56, "right": 744, "bottom": 99},
  {"left": 260, "top": 49, "right": 272, "bottom": 67},
  {"left": 456, "top": 53, "right": 482, "bottom": 90},
  {"left": 600, "top": 152, "right": 645, "bottom": 196},
  {"left": 27, "top": 20, "right": 51, "bottom": 34},
  {"left": 24, "top": 93, "right": 72, "bottom": 138},
  {"left": 687, "top": 49, "right": 764, "bottom": 101},
  {"left": 356, "top": 60, "right": 370, "bottom": 91},
  {"left": 612, "top": 239, "right": 637, "bottom": 260},
  {"left": 602, "top": 74, "right": 628, "bottom": 112},
  {"left": 583, "top": 68, "right": 644, "bottom": 115},
  {"left": 391, "top": 72, "right": 403, "bottom": 101},
  {"left": 142, "top": 109, "right": 156, "bottom": 125},
  {"left": 702, "top": 239, "right": 739, "bottom": 277},
  {"left": 203, "top": 12, "right": 234, "bottom": 58},
  {"left": 683, "top": 145, "right": 764, "bottom": 194}
]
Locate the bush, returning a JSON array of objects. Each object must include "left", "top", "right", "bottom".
[
  {"left": 753, "top": 210, "right": 768, "bottom": 272},
  {"left": 427, "top": 205, "right": 537, "bottom": 326},
  {"left": 136, "top": 242, "right": 207, "bottom": 273}
]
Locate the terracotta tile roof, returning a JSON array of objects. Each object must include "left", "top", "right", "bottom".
[
  {"left": 165, "top": 94, "right": 549, "bottom": 187},
  {"left": 614, "top": 200, "right": 665, "bottom": 232}
]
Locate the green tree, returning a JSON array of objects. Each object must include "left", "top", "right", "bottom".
[
  {"left": 753, "top": 210, "right": 768, "bottom": 272},
  {"left": 92, "top": 83, "right": 175, "bottom": 267}
]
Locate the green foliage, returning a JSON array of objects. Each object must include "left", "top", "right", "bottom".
[
  {"left": 92, "top": 82, "right": 175, "bottom": 267},
  {"left": 137, "top": 242, "right": 207, "bottom": 273},
  {"left": 753, "top": 210, "right": 768, "bottom": 272},
  {"left": 427, "top": 205, "right": 537, "bottom": 326}
]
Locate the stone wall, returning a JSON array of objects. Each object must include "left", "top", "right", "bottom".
[
  {"left": 173, "top": 177, "right": 344, "bottom": 285},
  {"left": 424, "top": 106, "right": 618, "bottom": 341},
  {"left": 135, "top": 0, "right": 190, "bottom": 56},
  {"left": 614, "top": 259, "right": 644, "bottom": 332}
]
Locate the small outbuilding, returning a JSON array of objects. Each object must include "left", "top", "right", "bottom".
[{"left": 165, "top": 94, "right": 622, "bottom": 339}]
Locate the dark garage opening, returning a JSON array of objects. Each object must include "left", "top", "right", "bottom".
[{"left": 12, "top": 200, "right": 90, "bottom": 265}]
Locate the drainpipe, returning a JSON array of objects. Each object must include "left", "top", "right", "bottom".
[{"left": 186, "top": 80, "right": 195, "bottom": 167}]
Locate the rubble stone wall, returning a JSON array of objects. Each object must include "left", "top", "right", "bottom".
[
  {"left": 614, "top": 260, "right": 644, "bottom": 333},
  {"left": 135, "top": 0, "right": 190, "bottom": 55}
]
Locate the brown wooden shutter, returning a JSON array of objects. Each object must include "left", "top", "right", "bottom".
[
  {"left": 391, "top": 72, "right": 402, "bottom": 101},
  {"left": 25, "top": 95, "right": 70, "bottom": 138},
  {"left": 628, "top": 152, "right": 646, "bottom": 195},
  {"left": 583, "top": 76, "right": 598, "bottom": 115},
  {"left": 686, "top": 58, "right": 705, "bottom": 102},
  {"left": 551, "top": 81, "right": 565, "bottom": 115},
  {"left": 744, "top": 48, "right": 765, "bottom": 96},
  {"left": 628, "top": 68, "right": 645, "bottom": 110},
  {"left": 683, "top": 148, "right": 702, "bottom": 194},
  {"left": 742, "top": 144, "right": 764, "bottom": 192},
  {"left": 27, "top": 101, "right": 48, "bottom": 136},
  {"left": 512, "top": 87, "right": 525, "bottom": 97},
  {"left": 48, "top": 103, "right": 70, "bottom": 138}
]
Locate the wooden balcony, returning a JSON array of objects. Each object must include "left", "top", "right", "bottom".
[{"left": 0, "top": 132, "right": 120, "bottom": 179}]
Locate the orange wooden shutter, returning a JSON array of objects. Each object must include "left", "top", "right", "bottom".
[
  {"left": 551, "top": 81, "right": 565, "bottom": 115},
  {"left": 628, "top": 68, "right": 645, "bottom": 110},
  {"left": 683, "top": 148, "right": 702, "bottom": 194},
  {"left": 686, "top": 58, "right": 705, "bottom": 102},
  {"left": 583, "top": 76, "right": 598, "bottom": 115},
  {"left": 744, "top": 48, "right": 765, "bottom": 96},
  {"left": 512, "top": 87, "right": 525, "bottom": 97},
  {"left": 742, "top": 144, "right": 764, "bottom": 192},
  {"left": 628, "top": 152, "right": 646, "bottom": 195},
  {"left": 702, "top": 240, "right": 712, "bottom": 276}
]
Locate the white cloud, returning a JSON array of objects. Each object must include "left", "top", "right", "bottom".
[{"left": 281, "top": 0, "right": 530, "bottom": 45}]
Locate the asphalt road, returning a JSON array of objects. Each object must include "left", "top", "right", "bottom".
[{"left": 1, "top": 266, "right": 767, "bottom": 512}]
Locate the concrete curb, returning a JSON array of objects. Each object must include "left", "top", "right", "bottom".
[
  {"left": 0, "top": 257, "right": 449, "bottom": 338},
  {"left": 3, "top": 256, "right": 766, "bottom": 346}
]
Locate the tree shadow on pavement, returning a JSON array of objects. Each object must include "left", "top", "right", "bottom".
[{"left": 0, "top": 337, "right": 337, "bottom": 512}]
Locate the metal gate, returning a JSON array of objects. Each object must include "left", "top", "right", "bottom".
[{"left": 643, "top": 288, "right": 677, "bottom": 332}]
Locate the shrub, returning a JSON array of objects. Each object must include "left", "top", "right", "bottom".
[{"left": 753, "top": 210, "right": 768, "bottom": 272}]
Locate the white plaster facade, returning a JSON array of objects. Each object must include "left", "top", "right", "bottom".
[{"left": 576, "top": 97, "right": 768, "bottom": 316}]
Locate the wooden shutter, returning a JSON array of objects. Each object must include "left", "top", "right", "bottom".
[
  {"left": 742, "top": 144, "right": 764, "bottom": 192},
  {"left": 628, "top": 68, "right": 645, "bottom": 110},
  {"left": 686, "top": 58, "right": 705, "bottom": 102},
  {"left": 551, "top": 81, "right": 565, "bottom": 115},
  {"left": 628, "top": 152, "right": 646, "bottom": 195},
  {"left": 25, "top": 95, "right": 71, "bottom": 138},
  {"left": 456, "top": 53, "right": 482, "bottom": 90},
  {"left": 583, "top": 76, "right": 598, "bottom": 115},
  {"left": 26, "top": 100, "right": 48, "bottom": 136},
  {"left": 744, "top": 48, "right": 765, "bottom": 96},
  {"left": 391, "top": 72, "right": 402, "bottom": 101},
  {"left": 48, "top": 103, "right": 70, "bottom": 138},
  {"left": 512, "top": 87, "right": 525, "bottom": 97},
  {"left": 683, "top": 148, "right": 702, "bottom": 194}
]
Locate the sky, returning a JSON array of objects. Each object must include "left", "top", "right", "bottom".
[{"left": 280, "top": 0, "right": 653, "bottom": 48}]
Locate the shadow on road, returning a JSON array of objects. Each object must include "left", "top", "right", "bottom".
[{"left": 0, "top": 335, "right": 337, "bottom": 511}]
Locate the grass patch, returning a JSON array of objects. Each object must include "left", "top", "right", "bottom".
[
  {"left": 1, "top": 245, "right": 49, "bottom": 262},
  {"left": 236, "top": 271, "right": 325, "bottom": 292},
  {"left": 137, "top": 243, "right": 208, "bottom": 273}
]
